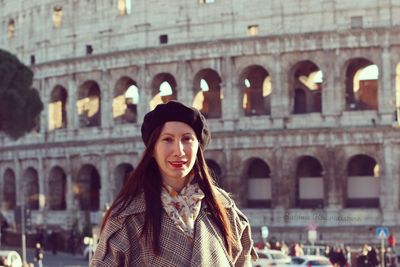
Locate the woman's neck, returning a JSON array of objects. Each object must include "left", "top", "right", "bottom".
[{"left": 162, "top": 175, "right": 192, "bottom": 193}]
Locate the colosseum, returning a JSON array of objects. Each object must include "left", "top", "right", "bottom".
[{"left": 1, "top": 0, "right": 400, "bottom": 246}]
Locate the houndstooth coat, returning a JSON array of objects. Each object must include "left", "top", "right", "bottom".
[{"left": 90, "top": 188, "right": 256, "bottom": 267}]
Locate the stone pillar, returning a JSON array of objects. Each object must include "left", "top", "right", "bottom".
[
  {"left": 321, "top": 53, "right": 338, "bottom": 116},
  {"left": 380, "top": 42, "right": 395, "bottom": 119},
  {"left": 40, "top": 78, "right": 49, "bottom": 133},
  {"left": 100, "top": 70, "right": 113, "bottom": 129},
  {"left": 37, "top": 157, "right": 45, "bottom": 210},
  {"left": 137, "top": 64, "right": 151, "bottom": 124},
  {"left": 271, "top": 53, "right": 289, "bottom": 118},
  {"left": 176, "top": 60, "right": 192, "bottom": 105},
  {"left": 66, "top": 155, "right": 74, "bottom": 211},
  {"left": 382, "top": 140, "right": 397, "bottom": 225},
  {"left": 68, "top": 75, "right": 78, "bottom": 130},
  {"left": 221, "top": 56, "right": 240, "bottom": 120},
  {"left": 331, "top": 50, "right": 344, "bottom": 115},
  {"left": 14, "top": 157, "right": 22, "bottom": 206},
  {"left": 100, "top": 153, "right": 110, "bottom": 211}
]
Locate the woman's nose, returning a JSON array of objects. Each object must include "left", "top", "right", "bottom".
[{"left": 173, "top": 141, "right": 185, "bottom": 156}]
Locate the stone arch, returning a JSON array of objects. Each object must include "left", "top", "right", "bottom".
[
  {"left": 24, "top": 167, "right": 39, "bottom": 210},
  {"left": 113, "top": 163, "right": 134, "bottom": 199},
  {"left": 49, "top": 85, "right": 68, "bottom": 130},
  {"left": 344, "top": 58, "right": 379, "bottom": 111},
  {"left": 192, "top": 68, "right": 222, "bottom": 118},
  {"left": 75, "top": 164, "right": 101, "bottom": 211},
  {"left": 48, "top": 166, "right": 67, "bottom": 210},
  {"left": 206, "top": 159, "right": 222, "bottom": 186},
  {"left": 150, "top": 73, "right": 177, "bottom": 110},
  {"left": 77, "top": 80, "right": 101, "bottom": 127},
  {"left": 346, "top": 154, "right": 379, "bottom": 207},
  {"left": 113, "top": 77, "right": 139, "bottom": 124},
  {"left": 3, "top": 168, "right": 16, "bottom": 210},
  {"left": 238, "top": 65, "right": 271, "bottom": 116},
  {"left": 244, "top": 157, "right": 271, "bottom": 208},
  {"left": 295, "top": 155, "right": 324, "bottom": 208},
  {"left": 290, "top": 60, "right": 322, "bottom": 114}
]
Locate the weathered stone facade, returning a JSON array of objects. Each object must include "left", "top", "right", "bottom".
[{"left": 1, "top": 0, "right": 400, "bottom": 245}]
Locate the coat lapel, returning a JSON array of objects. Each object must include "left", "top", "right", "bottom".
[{"left": 190, "top": 205, "right": 233, "bottom": 267}]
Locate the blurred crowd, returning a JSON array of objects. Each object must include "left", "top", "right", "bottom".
[{"left": 255, "top": 236, "right": 399, "bottom": 267}]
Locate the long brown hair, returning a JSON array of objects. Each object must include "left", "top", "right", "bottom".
[{"left": 101, "top": 125, "right": 235, "bottom": 256}]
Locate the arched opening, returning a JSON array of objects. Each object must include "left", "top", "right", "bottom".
[
  {"left": 345, "top": 58, "right": 379, "bottom": 111},
  {"left": 239, "top": 65, "right": 271, "bottom": 116},
  {"left": 3, "top": 169, "right": 16, "bottom": 210},
  {"left": 75, "top": 165, "right": 101, "bottom": 211},
  {"left": 77, "top": 81, "right": 101, "bottom": 127},
  {"left": 206, "top": 159, "right": 222, "bottom": 186},
  {"left": 346, "top": 154, "right": 379, "bottom": 207},
  {"left": 49, "top": 85, "right": 68, "bottom": 130},
  {"left": 48, "top": 166, "right": 67, "bottom": 210},
  {"left": 113, "top": 77, "right": 139, "bottom": 124},
  {"left": 7, "top": 18, "right": 15, "bottom": 39},
  {"left": 150, "top": 73, "right": 177, "bottom": 110},
  {"left": 24, "top": 167, "right": 39, "bottom": 210},
  {"left": 113, "top": 163, "right": 134, "bottom": 199},
  {"left": 295, "top": 156, "right": 324, "bottom": 208},
  {"left": 192, "top": 69, "right": 222, "bottom": 118},
  {"left": 294, "top": 89, "right": 307, "bottom": 114},
  {"left": 246, "top": 158, "right": 271, "bottom": 208},
  {"left": 291, "top": 60, "right": 323, "bottom": 114}
]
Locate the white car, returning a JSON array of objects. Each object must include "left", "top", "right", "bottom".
[
  {"left": 0, "top": 250, "right": 23, "bottom": 267},
  {"left": 252, "top": 248, "right": 291, "bottom": 267},
  {"left": 288, "top": 255, "right": 333, "bottom": 267}
]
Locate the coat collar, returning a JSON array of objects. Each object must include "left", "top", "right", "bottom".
[{"left": 117, "top": 187, "right": 233, "bottom": 219}]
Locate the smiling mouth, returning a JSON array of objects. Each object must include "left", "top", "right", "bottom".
[{"left": 169, "top": 161, "right": 187, "bottom": 168}]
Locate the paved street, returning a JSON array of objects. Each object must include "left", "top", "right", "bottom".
[{"left": 2, "top": 246, "right": 88, "bottom": 267}]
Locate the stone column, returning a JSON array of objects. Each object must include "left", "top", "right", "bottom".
[
  {"left": 100, "top": 70, "right": 113, "bottom": 129},
  {"left": 100, "top": 153, "right": 110, "bottom": 216},
  {"left": 68, "top": 75, "right": 78, "bottom": 130},
  {"left": 66, "top": 155, "right": 74, "bottom": 211},
  {"left": 271, "top": 53, "right": 289, "bottom": 119},
  {"left": 221, "top": 56, "right": 240, "bottom": 120},
  {"left": 137, "top": 64, "right": 151, "bottom": 124},
  {"left": 380, "top": 41, "right": 395, "bottom": 122},
  {"left": 382, "top": 140, "right": 397, "bottom": 225},
  {"left": 37, "top": 157, "right": 45, "bottom": 210},
  {"left": 176, "top": 60, "right": 192, "bottom": 105},
  {"left": 14, "top": 157, "right": 22, "bottom": 206},
  {"left": 321, "top": 52, "right": 338, "bottom": 116},
  {"left": 331, "top": 50, "right": 344, "bottom": 115},
  {"left": 40, "top": 78, "right": 49, "bottom": 133}
]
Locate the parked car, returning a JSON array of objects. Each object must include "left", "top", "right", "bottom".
[
  {"left": 0, "top": 250, "right": 23, "bottom": 267},
  {"left": 288, "top": 255, "right": 333, "bottom": 267},
  {"left": 253, "top": 248, "right": 291, "bottom": 267}
]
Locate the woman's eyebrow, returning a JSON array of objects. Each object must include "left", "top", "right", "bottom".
[{"left": 160, "top": 132, "right": 195, "bottom": 136}]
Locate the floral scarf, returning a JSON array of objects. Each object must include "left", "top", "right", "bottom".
[{"left": 161, "top": 181, "right": 205, "bottom": 239}]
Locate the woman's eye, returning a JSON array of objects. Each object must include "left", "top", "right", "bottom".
[
  {"left": 183, "top": 136, "right": 194, "bottom": 142},
  {"left": 162, "top": 137, "right": 173, "bottom": 142}
]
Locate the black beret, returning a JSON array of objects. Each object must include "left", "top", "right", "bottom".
[{"left": 141, "top": 100, "right": 210, "bottom": 149}]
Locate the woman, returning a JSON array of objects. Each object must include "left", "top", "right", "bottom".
[{"left": 91, "top": 100, "right": 256, "bottom": 266}]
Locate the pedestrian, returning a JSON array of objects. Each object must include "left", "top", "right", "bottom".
[
  {"left": 49, "top": 231, "right": 58, "bottom": 255},
  {"left": 90, "top": 100, "right": 257, "bottom": 266},
  {"left": 34, "top": 242, "right": 44, "bottom": 267}
]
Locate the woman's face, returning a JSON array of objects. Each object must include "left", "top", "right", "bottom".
[{"left": 154, "top": 121, "right": 199, "bottom": 190}]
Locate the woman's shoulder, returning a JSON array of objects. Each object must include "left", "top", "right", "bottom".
[
  {"left": 110, "top": 191, "right": 146, "bottom": 219},
  {"left": 213, "top": 186, "right": 251, "bottom": 224},
  {"left": 213, "top": 186, "right": 234, "bottom": 208}
]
